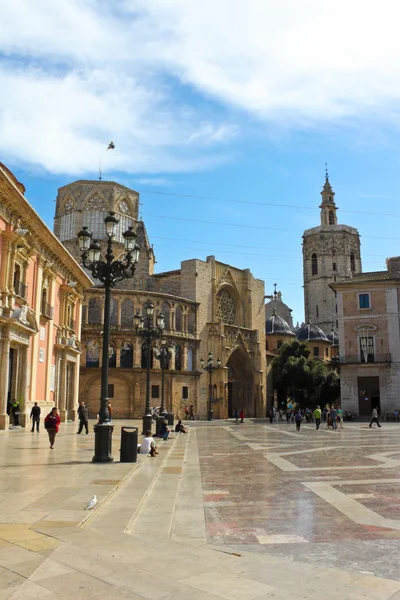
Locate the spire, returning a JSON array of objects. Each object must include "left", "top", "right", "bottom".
[{"left": 319, "top": 165, "right": 337, "bottom": 226}]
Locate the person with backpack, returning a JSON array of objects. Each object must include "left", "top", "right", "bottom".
[
  {"left": 295, "top": 410, "right": 302, "bottom": 431},
  {"left": 44, "top": 407, "right": 61, "bottom": 449}
]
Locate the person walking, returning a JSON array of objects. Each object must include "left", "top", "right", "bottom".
[
  {"left": 107, "top": 402, "right": 113, "bottom": 422},
  {"left": 313, "top": 405, "right": 321, "bottom": 430},
  {"left": 11, "top": 399, "right": 20, "bottom": 426},
  {"left": 240, "top": 409, "right": 244, "bottom": 424},
  {"left": 184, "top": 405, "right": 189, "bottom": 420},
  {"left": 337, "top": 406, "right": 343, "bottom": 430},
  {"left": 77, "top": 401, "right": 89, "bottom": 434},
  {"left": 295, "top": 411, "right": 302, "bottom": 431},
  {"left": 30, "top": 402, "right": 41, "bottom": 432},
  {"left": 189, "top": 405, "right": 195, "bottom": 421},
  {"left": 234, "top": 409, "right": 239, "bottom": 423},
  {"left": 369, "top": 407, "right": 382, "bottom": 428},
  {"left": 330, "top": 405, "right": 337, "bottom": 430},
  {"left": 44, "top": 407, "right": 60, "bottom": 449}
]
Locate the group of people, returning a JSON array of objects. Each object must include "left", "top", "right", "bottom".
[{"left": 138, "top": 419, "right": 188, "bottom": 457}]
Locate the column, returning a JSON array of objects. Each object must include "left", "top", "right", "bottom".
[
  {"left": 0, "top": 334, "right": 10, "bottom": 429},
  {"left": 69, "top": 362, "right": 79, "bottom": 421},
  {"left": 182, "top": 343, "right": 188, "bottom": 371},
  {"left": 18, "top": 347, "right": 29, "bottom": 427},
  {"left": 58, "top": 355, "right": 68, "bottom": 422},
  {"left": 116, "top": 344, "right": 121, "bottom": 368},
  {"left": 117, "top": 299, "right": 122, "bottom": 327},
  {"left": 134, "top": 338, "right": 142, "bottom": 368}
]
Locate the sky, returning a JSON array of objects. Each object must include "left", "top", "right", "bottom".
[{"left": 2, "top": 0, "right": 400, "bottom": 324}]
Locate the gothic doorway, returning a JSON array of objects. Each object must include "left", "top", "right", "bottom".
[{"left": 227, "top": 348, "right": 254, "bottom": 417}]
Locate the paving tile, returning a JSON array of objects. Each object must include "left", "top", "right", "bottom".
[{"left": 179, "top": 571, "right": 275, "bottom": 600}]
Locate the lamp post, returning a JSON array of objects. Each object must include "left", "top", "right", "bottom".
[
  {"left": 77, "top": 213, "right": 140, "bottom": 463},
  {"left": 201, "top": 351, "right": 221, "bottom": 421},
  {"left": 134, "top": 302, "right": 165, "bottom": 434},
  {"left": 155, "top": 341, "right": 173, "bottom": 416}
]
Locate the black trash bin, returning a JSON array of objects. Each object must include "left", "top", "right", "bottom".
[
  {"left": 120, "top": 427, "right": 138, "bottom": 463},
  {"left": 167, "top": 412, "right": 174, "bottom": 426},
  {"left": 155, "top": 416, "right": 165, "bottom": 438}
]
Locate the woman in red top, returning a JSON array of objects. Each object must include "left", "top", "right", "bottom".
[{"left": 45, "top": 407, "right": 61, "bottom": 449}]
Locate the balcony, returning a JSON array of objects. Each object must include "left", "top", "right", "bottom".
[
  {"left": 41, "top": 301, "right": 54, "bottom": 320},
  {"left": 339, "top": 354, "right": 391, "bottom": 365},
  {"left": 14, "top": 280, "right": 27, "bottom": 299}
]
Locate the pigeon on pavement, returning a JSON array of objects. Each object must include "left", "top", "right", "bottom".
[{"left": 85, "top": 495, "right": 97, "bottom": 510}]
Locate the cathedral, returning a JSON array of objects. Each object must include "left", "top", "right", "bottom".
[
  {"left": 54, "top": 180, "right": 266, "bottom": 420},
  {"left": 302, "top": 173, "right": 362, "bottom": 334}
]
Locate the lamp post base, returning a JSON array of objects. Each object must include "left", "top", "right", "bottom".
[
  {"left": 142, "top": 414, "right": 153, "bottom": 435},
  {"left": 92, "top": 423, "right": 114, "bottom": 463},
  {"left": 208, "top": 408, "right": 213, "bottom": 421}
]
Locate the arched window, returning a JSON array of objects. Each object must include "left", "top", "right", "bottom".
[
  {"left": 216, "top": 288, "right": 237, "bottom": 325},
  {"left": 59, "top": 198, "right": 76, "bottom": 242},
  {"left": 187, "top": 309, "right": 195, "bottom": 334},
  {"left": 329, "top": 195, "right": 332, "bottom": 202},
  {"left": 86, "top": 340, "right": 100, "bottom": 367},
  {"left": 88, "top": 298, "right": 101, "bottom": 324},
  {"left": 109, "top": 299, "right": 118, "bottom": 326},
  {"left": 187, "top": 347, "right": 193, "bottom": 371},
  {"left": 82, "top": 195, "right": 108, "bottom": 239},
  {"left": 311, "top": 253, "right": 318, "bottom": 276},
  {"left": 175, "top": 306, "right": 183, "bottom": 331},
  {"left": 115, "top": 200, "right": 134, "bottom": 243},
  {"left": 175, "top": 344, "right": 181, "bottom": 370},
  {"left": 120, "top": 343, "right": 133, "bottom": 368},
  {"left": 109, "top": 342, "right": 116, "bottom": 368},
  {"left": 141, "top": 343, "right": 153, "bottom": 369},
  {"left": 161, "top": 303, "right": 170, "bottom": 330},
  {"left": 121, "top": 300, "right": 134, "bottom": 327},
  {"left": 329, "top": 210, "right": 334, "bottom": 224},
  {"left": 350, "top": 252, "right": 356, "bottom": 272}
]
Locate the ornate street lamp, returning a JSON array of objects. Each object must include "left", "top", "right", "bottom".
[
  {"left": 155, "top": 340, "right": 174, "bottom": 416},
  {"left": 77, "top": 213, "right": 140, "bottom": 463},
  {"left": 201, "top": 351, "right": 221, "bottom": 421},
  {"left": 134, "top": 302, "right": 165, "bottom": 433}
]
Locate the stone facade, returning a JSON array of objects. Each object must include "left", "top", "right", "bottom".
[
  {"left": 54, "top": 180, "right": 155, "bottom": 289},
  {"left": 303, "top": 175, "right": 362, "bottom": 334},
  {"left": 79, "top": 257, "right": 266, "bottom": 420},
  {"left": 57, "top": 179, "right": 268, "bottom": 420},
  {"left": 0, "top": 164, "right": 92, "bottom": 429},
  {"left": 332, "top": 257, "right": 400, "bottom": 418}
]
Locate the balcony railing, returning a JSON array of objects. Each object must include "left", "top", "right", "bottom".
[
  {"left": 339, "top": 354, "right": 391, "bottom": 364},
  {"left": 41, "top": 302, "right": 54, "bottom": 319},
  {"left": 14, "top": 280, "right": 27, "bottom": 299}
]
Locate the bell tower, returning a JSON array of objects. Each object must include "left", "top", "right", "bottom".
[{"left": 302, "top": 172, "right": 361, "bottom": 334}]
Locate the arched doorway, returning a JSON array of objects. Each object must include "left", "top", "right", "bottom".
[{"left": 227, "top": 348, "right": 255, "bottom": 417}]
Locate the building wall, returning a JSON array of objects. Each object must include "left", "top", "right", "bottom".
[
  {"left": 0, "top": 163, "right": 92, "bottom": 429},
  {"left": 334, "top": 270, "right": 400, "bottom": 417}
]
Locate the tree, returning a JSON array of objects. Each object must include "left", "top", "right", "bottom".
[{"left": 271, "top": 339, "right": 339, "bottom": 408}]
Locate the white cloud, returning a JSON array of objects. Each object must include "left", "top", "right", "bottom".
[{"left": 1, "top": 0, "right": 400, "bottom": 175}]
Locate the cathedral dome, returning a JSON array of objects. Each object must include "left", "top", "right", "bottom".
[
  {"left": 296, "top": 323, "right": 328, "bottom": 342},
  {"left": 266, "top": 314, "right": 294, "bottom": 336},
  {"left": 327, "top": 329, "right": 339, "bottom": 346}
]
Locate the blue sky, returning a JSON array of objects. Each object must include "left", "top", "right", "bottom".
[{"left": 2, "top": 0, "right": 400, "bottom": 324}]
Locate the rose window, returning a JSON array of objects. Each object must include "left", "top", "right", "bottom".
[{"left": 216, "top": 289, "right": 236, "bottom": 325}]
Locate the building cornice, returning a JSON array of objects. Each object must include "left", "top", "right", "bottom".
[{"left": 0, "top": 165, "right": 92, "bottom": 289}]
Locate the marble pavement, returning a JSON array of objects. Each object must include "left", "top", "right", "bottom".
[{"left": 2, "top": 419, "right": 400, "bottom": 598}]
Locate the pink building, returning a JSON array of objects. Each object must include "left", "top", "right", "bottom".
[{"left": 0, "top": 164, "right": 92, "bottom": 429}]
